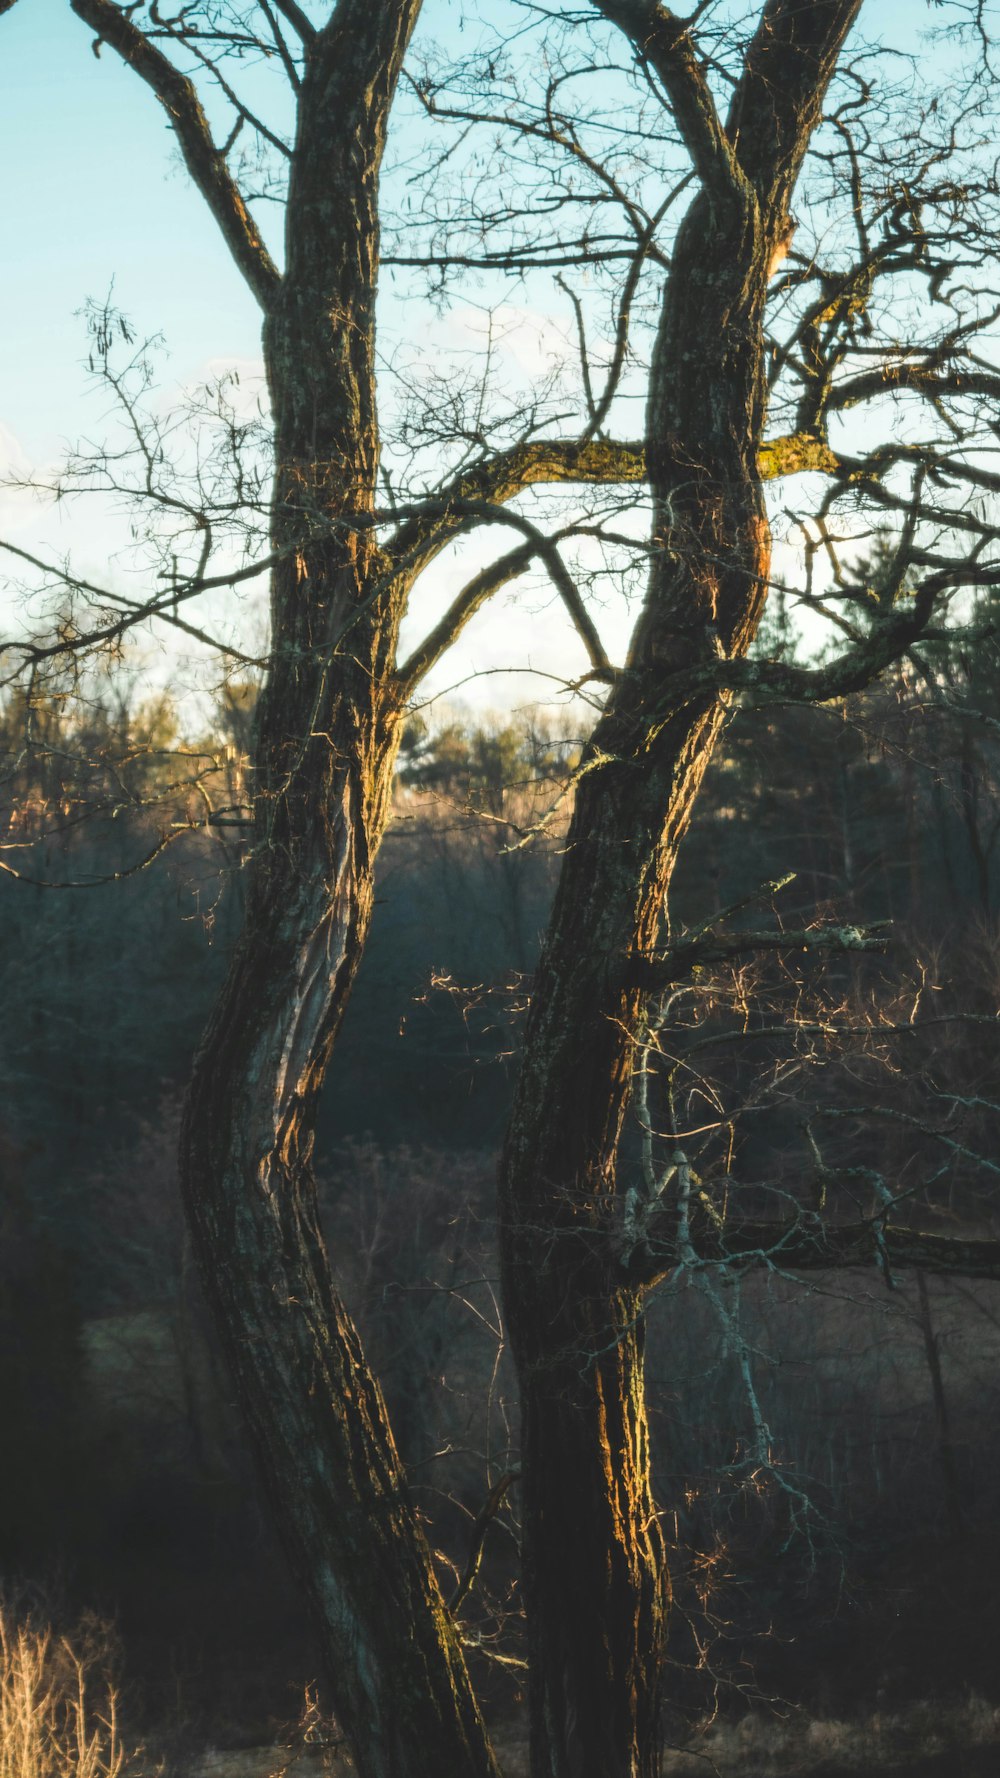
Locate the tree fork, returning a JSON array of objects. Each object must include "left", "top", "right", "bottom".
[{"left": 499, "top": 7, "right": 864, "bottom": 1774}]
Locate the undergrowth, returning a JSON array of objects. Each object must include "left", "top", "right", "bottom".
[{"left": 0, "top": 1603, "right": 136, "bottom": 1778}]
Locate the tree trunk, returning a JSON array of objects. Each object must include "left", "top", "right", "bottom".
[
  {"left": 496, "top": 28, "right": 850, "bottom": 1737},
  {"left": 177, "top": 6, "right": 863, "bottom": 1774},
  {"left": 500, "top": 187, "right": 768, "bottom": 1778},
  {"left": 180, "top": 15, "right": 498, "bottom": 1776},
  {"left": 499, "top": 686, "right": 731, "bottom": 1778},
  {"left": 915, "top": 1269, "right": 965, "bottom": 1541}
]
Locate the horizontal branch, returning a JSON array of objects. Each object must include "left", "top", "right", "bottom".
[
  {"left": 629, "top": 921, "right": 889, "bottom": 989},
  {"left": 0, "top": 822, "right": 201, "bottom": 891},
  {"left": 387, "top": 431, "right": 837, "bottom": 583},
  {"left": 0, "top": 537, "right": 277, "bottom": 669},
  {"left": 623, "top": 1209, "right": 1000, "bottom": 1289},
  {"left": 536, "top": 566, "right": 949, "bottom": 733},
  {"left": 828, "top": 363, "right": 1000, "bottom": 414},
  {"left": 694, "top": 567, "right": 964, "bottom": 707},
  {"left": 383, "top": 245, "right": 653, "bottom": 270},
  {"left": 835, "top": 443, "right": 1000, "bottom": 499}
]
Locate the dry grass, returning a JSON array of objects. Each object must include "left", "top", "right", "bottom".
[
  {"left": 656, "top": 1695, "right": 1000, "bottom": 1774},
  {"left": 0, "top": 1605, "right": 136, "bottom": 1778},
  {"left": 486, "top": 1698, "right": 1000, "bottom": 1777}
]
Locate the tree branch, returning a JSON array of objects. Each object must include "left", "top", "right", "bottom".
[
  {"left": 386, "top": 432, "right": 837, "bottom": 585},
  {"left": 0, "top": 536, "right": 276, "bottom": 672},
  {"left": 448, "top": 1469, "right": 520, "bottom": 1616},
  {"left": 727, "top": 0, "right": 864, "bottom": 214},
  {"left": 395, "top": 543, "right": 537, "bottom": 699},
  {"left": 395, "top": 504, "right": 615, "bottom": 681},
  {"left": 628, "top": 921, "right": 890, "bottom": 990},
  {"left": 592, "top": 0, "right": 741, "bottom": 197},
  {"left": 623, "top": 1210, "right": 1000, "bottom": 1289},
  {"left": 713, "top": 565, "right": 997, "bottom": 707},
  {"left": 828, "top": 364, "right": 1000, "bottom": 414},
  {"left": 69, "top": 0, "right": 281, "bottom": 310},
  {"left": 268, "top": 0, "right": 316, "bottom": 43}
]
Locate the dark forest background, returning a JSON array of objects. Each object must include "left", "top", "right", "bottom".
[{"left": 4, "top": 592, "right": 1000, "bottom": 1755}]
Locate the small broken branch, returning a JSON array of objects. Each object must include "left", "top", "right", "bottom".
[
  {"left": 629, "top": 921, "right": 890, "bottom": 990},
  {"left": 448, "top": 1469, "right": 520, "bottom": 1616}
]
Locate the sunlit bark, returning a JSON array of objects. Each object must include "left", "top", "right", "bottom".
[
  {"left": 499, "top": 7, "right": 863, "bottom": 1771},
  {"left": 26, "top": 5, "right": 998, "bottom": 1777}
]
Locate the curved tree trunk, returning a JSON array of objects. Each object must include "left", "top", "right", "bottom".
[
  {"left": 169, "top": 5, "right": 862, "bottom": 1775},
  {"left": 498, "top": 0, "right": 862, "bottom": 1746},
  {"left": 11, "top": 2, "right": 981, "bottom": 1776},
  {"left": 499, "top": 178, "right": 767, "bottom": 1771},
  {"left": 179, "top": 13, "right": 498, "bottom": 1776}
]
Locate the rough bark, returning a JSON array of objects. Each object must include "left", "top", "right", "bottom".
[
  {"left": 498, "top": 8, "right": 863, "bottom": 1775},
  {"left": 59, "top": 5, "right": 967, "bottom": 1777},
  {"left": 177, "top": 9, "right": 498, "bottom": 1775}
]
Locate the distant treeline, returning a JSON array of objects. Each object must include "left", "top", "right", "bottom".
[{"left": 3, "top": 611, "right": 1000, "bottom": 1736}]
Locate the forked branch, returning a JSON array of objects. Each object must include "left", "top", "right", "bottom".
[
  {"left": 448, "top": 1469, "right": 520, "bottom": 1616},
  {"left": 727, "top": 0, "right": 864, "bottom": 213}
]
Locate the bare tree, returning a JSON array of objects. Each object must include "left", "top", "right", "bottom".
[{"left": 5, "top": 2, "right": 1000, "bottom": 1776}]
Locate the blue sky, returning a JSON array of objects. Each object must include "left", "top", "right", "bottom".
[
  {"left": 1, "top": 0, "right": 935, "bottom": 452},
  {"left": 2, "top": 0, "right": 262, "bottom": 460},
  {"left": 0, "top": 0, "right": 982, "bottom": 711}
]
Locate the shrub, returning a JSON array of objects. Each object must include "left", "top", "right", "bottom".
[{"left": 0, "top": 1604, "right": 135, "bottom": 1778}]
